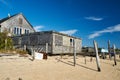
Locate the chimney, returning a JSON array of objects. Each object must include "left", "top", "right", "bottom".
[{"left": 8, "top": 13, "right": 11, "bottom": 17}]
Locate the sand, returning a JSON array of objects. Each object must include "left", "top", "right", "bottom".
[{"left": 0, "top": 55, "right": 120, "bottom": 80}]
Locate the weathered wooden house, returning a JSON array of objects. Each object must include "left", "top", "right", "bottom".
[
  {"left": 0, "top": 13, "right": 35, "bottom": 35},
  {"left": 13, "top": 31, "right": 82, "bottom": 55},
  {"left": 0, "top": 13, "right": 82, "bottom": 55}
]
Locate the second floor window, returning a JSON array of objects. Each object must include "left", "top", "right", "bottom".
[
  {"left": 25, "top": 29, "right": 27, "bottom": 34},
  {"left": 19, "top": 18, "right": 23, "bottom": 24},
  {"left": 14, "top": 27, "right": 16, "bottom": 34},
  {"left": 17, "top": 28, "right": 19, "bottom": 35},
  {"left": 27, "top": 30, "right": 29, "bottom": 34},
  {"left": 20, "top": 28, "right": 22, "bottom": 34},
  {"left": 25, "top": 29, "right": 29, "bottom": 34},
  {"left": 14, "top": 27, "right": 22, "bottom": 35}
]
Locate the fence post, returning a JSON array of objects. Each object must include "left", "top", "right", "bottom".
[
  {"left": 113, "top": 44, "right": 117, "bottom": 65},
  {"left": 61, "top": 46, "right": 63, "bottom": 59},
  {"left": 108, "top": 40, "right": 111, "bottom": 60},
  {"left": 46, "top": 43, "right": 48, "bottom": 54},
  {"left": 5, "top": 39, "right": 7, "bottom": 50},
  {"left": 31, "top": 48, "right": 35, "bottom": 60},
  {"left": 24, "top": 45, "right": 26, "bottom": 51},
  {"left": 73, "top": 39, "right": 76, "bottom": 66},
  {"left": 93, "top": 40, "right": 101, "bottom": 72}
]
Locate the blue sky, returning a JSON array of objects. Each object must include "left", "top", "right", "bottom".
[{"left": 0, "top": 0, "right": 120, "bottom": 48}]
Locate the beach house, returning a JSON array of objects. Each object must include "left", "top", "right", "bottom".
[
  {"left": 0, "top": 13, "right": 35, "bottom": 36},
  {"left": 0, "top": 13, "right": 82, "bottom": 55}
]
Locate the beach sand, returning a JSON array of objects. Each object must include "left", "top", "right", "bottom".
[{"left": 0, "top": 55, "right": 120, "bottom": 80}]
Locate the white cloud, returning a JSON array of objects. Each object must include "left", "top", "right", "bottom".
[
  {"left": 88, "top": 24, "right": 120, "bottom": 39},
  {"left": 34, "top": 25, "right": 44, "bottom": 32},
  {"left": 60, "top": 29, "right": 78, "bottom": 35},
  {"left": 85, "top": 16, "right": 103, "bottom": 21},
  {"left": 0, "top": 0, "right": 12, "bottom": 9}
]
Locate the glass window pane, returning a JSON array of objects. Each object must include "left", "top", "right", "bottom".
[
  {"left": 14, "top": 27, "right": 16, "bottom": 34},
  {"left": 27, "top": 30, "right": 29, "bottom": 34},
  {"left": 20, "top": 28, "right": 22, "bottom": 34},
  {"left": 17, "top": 28, "right": 19, "bottom": 35},
  {"left": 25, "top": 29, "right": 26, "bottom": 34}
]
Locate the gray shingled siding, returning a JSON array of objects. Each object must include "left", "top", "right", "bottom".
[
  {"left": 52, "top": 33, "right": 81, "bottom": 54},
  {"left": 12, "top": 32, "right": 82, "bottom": 54},
  {"left": 12, "top": 33, "right": 53, "bottom": 53}
]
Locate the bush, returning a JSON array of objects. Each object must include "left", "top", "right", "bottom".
[
  {"left": 0, "top": 31, "right": 28, "bottom": 56},
  {"left": 0, "top": 31, "right": 13, "bottom": 50}
]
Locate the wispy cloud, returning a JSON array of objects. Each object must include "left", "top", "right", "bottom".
[
  {"left": 0, "top": 0, "right": 8, "bottom": 5},
  {"left": 60, "top": 29, "right": 78, "bottom": 35},
  {"left": 88, "top": 24, "right": 120, "bottom": 39},
  {"left": 0, "top": 0, "right": 12, "bottom": 8},
  {"left": 85, "top": 16, "right": 103, "bottom": 21},
  {"left": 34, "top": 25, "right": 44, "bottom": 32}
]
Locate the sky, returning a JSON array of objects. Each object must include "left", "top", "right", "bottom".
[{"left": 0, "top": 0, "right": 120, "bottom": 48}]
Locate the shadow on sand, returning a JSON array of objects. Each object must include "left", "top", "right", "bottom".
[
  {"left": 55, "top": 58, "right": 74, "bottom": 66},
  {"left": 55, "top": 58, "right": 97, "bottom": 72},
  {"left": 68, "top": 61, "right": 98, "bottom": 72}
]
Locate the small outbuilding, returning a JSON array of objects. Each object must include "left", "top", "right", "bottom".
[{"left": 12, "top": 31, "right": 82, "bottom": 55}]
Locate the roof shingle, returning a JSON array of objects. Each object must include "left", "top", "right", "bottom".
[{"left": 0, "top": 13, "right": 18, "bottom": 23}]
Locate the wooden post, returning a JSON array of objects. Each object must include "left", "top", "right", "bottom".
[
  {"left": 73, "top": 39, "right": 76, "bottom": 66},
  {"left": 113, "top": 44, "right": 117, "bottom": 65},
  {"left": 108, "top": 40, "right": 111, "bottom": 60},
  {"left": 5, "top": 39, "right": 7, "bottom": 50},
  {"left": 46, "top": 43, "right": 48, "bottom": 54},
  {"left": 103, "top": 52, "right": 105, "bottom": 59},
  {"left": 90, "top": 56, "right": 93, "bottom": 62},
  {"left": 31, "top": 48, "right": 35, "bottom": 60},
  {"left": 93, "top": 40, "right": 101, "bottom": 72},
  {"left": 45, "top": 43, "right": 48, "bottom": 59},
  {"left": 33, "top": 49, "right": 35, "bottom": 60},
  {"left": 18, "top": 77, "right": 22, "bottom": 80},
  {"left": 24, "top": 45, "right": 26, "bottom": 51},
  {"left": 61, "top": 46, "right": 63, "bottom": 59}
]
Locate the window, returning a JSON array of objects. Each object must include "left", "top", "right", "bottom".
[
  {"left": 20, "top": 28, "right": 22, "bottom": 34},
  {"left": 19, "top": 18, "right": 23, "bottom": 24},
  {"left": 14, "top": 27, "right": 16, "bottom": 34},
  {"left": 70, "top": 39, "right": 73, "bottom": 43},
  {"left": 25, "top": 29, "right": 27, "bottom": 34},
  {"left": 17, "top": 28, "right": 19, "bottom": 35},
  {"left": 14, "top": 27, "right": 22, "bottom": 35},
  {"left": 25, "top": 29, "right": 29, "bottom": 34},
  {"left": 27, "top": 30, "right": 29, "bottom": 34},
  {"left": 70, "top": 38, "right": 74, "bottom": 46}
]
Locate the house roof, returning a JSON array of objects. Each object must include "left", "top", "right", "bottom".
[
  {"left": 0, "top": 13, "right": 35, "bottom": 31},
  {"left": 0, "top": 13, "right": 18, "bottom": 23},
  {"left": 50, "top": 31, "right": 82, "bottom": 40},
  {"left": 21, "top": 30, "right": 81, "bottom": 40}
]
